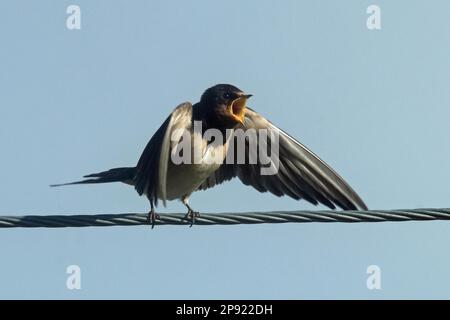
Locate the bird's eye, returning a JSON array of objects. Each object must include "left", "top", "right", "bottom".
[{"left": 223, "top": 92, "right": 231, "bottom": 99}]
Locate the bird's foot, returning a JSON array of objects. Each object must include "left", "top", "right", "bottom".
[
  {"left": 147, "top": 209, "right": 160, "bottom": 229},
  {"left": 184, "top": 209, "right": 200, "bottom": 227}
]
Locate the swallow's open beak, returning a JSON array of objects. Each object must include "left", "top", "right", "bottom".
[{"left": 229, "top": 94, "right": 252, "bottom": 124}]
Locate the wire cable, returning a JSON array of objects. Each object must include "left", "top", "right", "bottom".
[{"left": 0, "top": 208, "right": 449, "bottom": 228}]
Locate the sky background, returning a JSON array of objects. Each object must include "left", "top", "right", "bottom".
[{"left": 0, "top": 0, "right": 449, "bottom": 299}]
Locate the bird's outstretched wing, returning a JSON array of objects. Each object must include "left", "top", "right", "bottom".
[
  {"left": 134, "top": 102, "right": 193, "bottom": 206},
  {"left": 198, "top": 108, "right": 367, "bottom": 210}
]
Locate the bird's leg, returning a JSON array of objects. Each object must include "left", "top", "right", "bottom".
[
  {"left": 147, "top": 202, "right": 160, "bottom": 229},
  {"left": 182, "top": 195, "right": 200, "bottom": 227}
]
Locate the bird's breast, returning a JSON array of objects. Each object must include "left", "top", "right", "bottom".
[{"left": 161, "top": 130, "right": 231, "bottom": 200}]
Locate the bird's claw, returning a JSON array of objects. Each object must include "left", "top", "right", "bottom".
[
  {"left": 147, "top": 210, "right": 160, "bottom": 229},
  {"left": 184, "top": 210, "right": 200, "bottom": 227}
]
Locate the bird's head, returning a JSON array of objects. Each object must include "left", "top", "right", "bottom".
[{"left": 200, "top": 84, "right": 252, "bottom": 127}]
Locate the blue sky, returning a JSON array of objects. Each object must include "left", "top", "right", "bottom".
[{"left": 0, "top": 0, "right": 449, "bottom": 299}]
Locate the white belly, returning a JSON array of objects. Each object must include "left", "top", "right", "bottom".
[
  {"left": 163, "top": 162, "right": 220, "bottom": 200},
  {"left": 158, "top": 131, "right": 231, "bottom": 200}
]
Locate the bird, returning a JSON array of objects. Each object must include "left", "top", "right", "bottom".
[{"left": 52, "top": 84, "right": 367, "bottom": 227}]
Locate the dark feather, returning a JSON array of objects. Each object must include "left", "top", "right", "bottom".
[
  {"left": 198, "top": 108, "right": 367, "bottom": 210},
  {"left": 134, "top": 102, "right": 193, "bottom": 207}
]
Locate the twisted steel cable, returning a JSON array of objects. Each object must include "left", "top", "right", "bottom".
[{"left": 0, "top": 208, "right": 449, "bottom": 228}]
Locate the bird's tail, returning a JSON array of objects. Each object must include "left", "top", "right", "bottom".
[{"left": 50, "top": 167, "right": 136, "bottom": 187}]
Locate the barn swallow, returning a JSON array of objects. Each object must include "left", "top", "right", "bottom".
[{"left": 52, "top": 84, "right": 367, "bottom": 227}]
